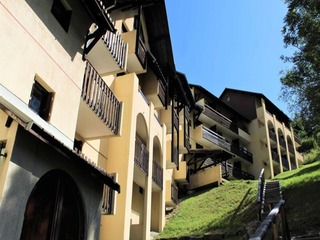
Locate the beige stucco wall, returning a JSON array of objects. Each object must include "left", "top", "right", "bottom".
[
  {"left": 0, "top": 110, "right": 18, "bottom": 199},
  {"left": 187, "top": 165, "right": 221, "bottom": 190},
  {"left": 0, "top": 0, "right": 91, "bottom": 142}
]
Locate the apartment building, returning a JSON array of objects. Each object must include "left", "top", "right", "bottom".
[
  {"left": 220, "top": 88, "right": 303, "bottom": 179},
  {"left": 0, "top": 0, "right": 191, "bottom": 239}
]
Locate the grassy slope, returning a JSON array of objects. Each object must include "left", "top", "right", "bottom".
[{"left": 159, "top": 161, "right": 320, "bottom": 238}]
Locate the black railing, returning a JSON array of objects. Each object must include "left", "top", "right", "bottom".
[
  {"left": 134, "top": 137, "right": 149, "bottom": 174},
  {"left": 171, "top": 183, "right": 179, "bottom": 204},
  {"left": 291, "top": 161, "right": 297, "bottom": 170},
  {"left": 203, "top": 105, "right": 238, "bottom": 134},
  {"left": 202, "top": 126, "right": 252, "bottom": 163},
  {"left": 82, "top": 61, "right": 122, "bottom": 134},
  {"left": 152, "top": 160, "right": 163, "bottom": 189}
]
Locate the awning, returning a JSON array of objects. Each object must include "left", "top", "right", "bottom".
[{"left": 30, "top": 123, "right": 120, "bottom": 193}]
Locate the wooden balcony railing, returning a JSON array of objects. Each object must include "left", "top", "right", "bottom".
[
  {"left": 134, "top": 137, "right": 149, "bottom": 174},
  {"left": 230, "top": 145, "right": 253, "bottom": 163},
  {"left": 102, "top": 180, "right": 115, "bottom": 215},
  {"left": 82, "top": 61, "right": 121, "bottom": 134},
  {"left": 203, "top": 105, "right": 238, "bottom": 134},
  {"left": 103, "top": 30, "right": 127, "bottom": 70},
  {"left": 171, "top": 183, "right": 179, "bottom": 204},
  {"left": 152, "top": 160, "right": 163, "bottom": 189},
  {"left": 203, "top": 126, "right": 253, "bottom": 163},
  {"left": 173, "top": 108, "right": 179, "bottom": 131},
  {"left": 136, "top": 36, "right": 147, "bottom": 68}
]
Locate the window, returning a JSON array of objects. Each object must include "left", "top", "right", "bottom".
[
  {"left": 51, "top": 0, "right": 72, "bottom": 32},
  {"left": 29, "top": 81, "right": 53, "bottom": 121}
]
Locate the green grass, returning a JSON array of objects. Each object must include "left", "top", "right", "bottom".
[
  {"left": 275, "top": 160, "right": 320, "bottom": 235},
  {"left": 158, "top": 180, "right": 258, "bottom": 239},
  {"left": 159, "top": 158, "right": 320, "bottom": 239}
]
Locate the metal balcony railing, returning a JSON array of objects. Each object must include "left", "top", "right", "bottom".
[
  {"left": 203, "top": 105, "right": 238, "bottom": 134},
  {"left": 171, "top": 183, "right": 178, "bottom": 204},
  {"left": 82, "top": 61, "right": 121, "bottom": 134},
  {"left": 134, "top": 137, "right": 149, "bottom": 174},
  {"left": 152, "top": 160, "right": 163, "bottom": 189}
]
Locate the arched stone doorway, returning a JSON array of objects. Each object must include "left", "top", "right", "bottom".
[{"left": 20, "top": 170, "right": 85, "bottom": 240}]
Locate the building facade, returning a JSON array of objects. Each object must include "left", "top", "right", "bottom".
[{"left": 0, "top": 0, "right": 304, "bottom": 239}]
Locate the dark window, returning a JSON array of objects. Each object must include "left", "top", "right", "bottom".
[
  {"left": 20, "top": 170, "right": 85, "bottom": 240},
  {"left": 51, "top": 0, "right": 72, "bottom": 32},
  {"left": 29, "top": 81, "right": 53, "bottom": 121}
]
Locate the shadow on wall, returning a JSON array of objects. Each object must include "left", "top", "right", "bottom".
[{"left": 25, "top": 0, "right": 91, "bottom": 61}]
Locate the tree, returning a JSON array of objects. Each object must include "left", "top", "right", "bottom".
[{"left": 281, "top": 0, "right": 320, "bottom": 136}]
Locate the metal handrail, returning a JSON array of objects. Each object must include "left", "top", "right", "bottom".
[
  {"left": 257, "top": 168, "right": 265, "bottom": 221},
  {"left": 250, "top": 200, "right": 290, "bottom": 240}
]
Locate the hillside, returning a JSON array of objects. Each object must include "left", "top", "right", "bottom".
[{"left": 158, "top": 160, "right": 320, "bottom": 239}]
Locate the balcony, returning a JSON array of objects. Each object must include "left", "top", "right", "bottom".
[
  {"left": 152, "top": 160, "right": 163, "bottom": 190},
  {"left": 288, "top": 143, "right": 295, "bottom": 154},
  {"left": 121, "top": 30, "right": 147, "bottom": 74},
  {"left": 279, "top": 137, "right": 286, "bottom": 149},
  {"left": 201, "top": 105, "right": 238, "bottom": 134},
  {"left": 294, "top": 134, "right": 302, "bottom": 147},
  {"left": 230, "top": 145, "right": 253, "bottom": 163},
  {"left": 77, "top": 61, "right": 122, "bottom": 139},
  {"left": 271, "top": 150, "right": 280, "bottom": 164},
  {"left": 134, "top": 137, "right": 149, "bottom": 175},
  {"left": 282, "top": 157, "right": 289, "bottom": 170},
  {"left": 222, "top": 162, "right": 254, "bottom": 180},
  {"left": 195, "top": 125, "right": 253, "bottom": 163},
  {"left": 269, "top": 130, "right": 277, "bottom": 143},
  {"left": 84, "top": 25, "right": 127, "bottom": 75}
]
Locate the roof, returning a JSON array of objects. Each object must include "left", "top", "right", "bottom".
[
  {"left": 220, "top": 88, "right": 291, "bottom": 123},
  {"left": 172, "top": 72, "right": 195, "bottom": 108},
  {"left": 30, "top": 124, "right": 121, "bottom": 193},
  {"left": 190, "top": 84, "right": 251, "bottom": 123}
]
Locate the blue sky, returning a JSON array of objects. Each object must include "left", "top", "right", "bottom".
[{"left": 165, "top": 0, "right": 294, "bottom": 116}]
